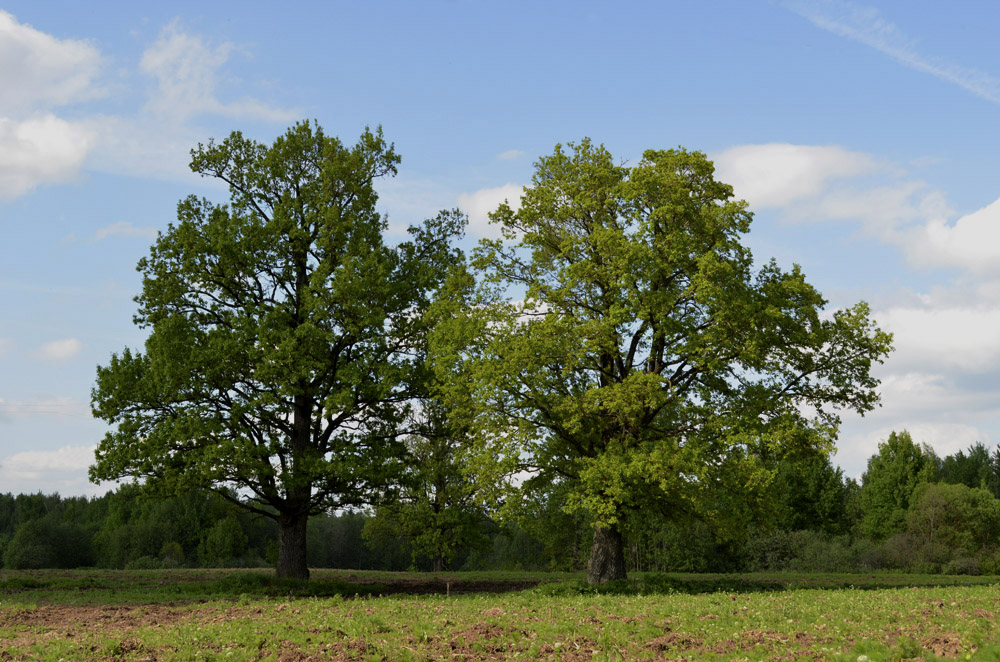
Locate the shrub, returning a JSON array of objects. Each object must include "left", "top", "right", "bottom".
[
  {"left": 159, "top": 541, "right": 185, "bottom": 568},
  {"left": 943, "top": 557, "right": 980, "bottom": 575}
]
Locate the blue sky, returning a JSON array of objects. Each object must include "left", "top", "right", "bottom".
[{"left": 2, "top": 0, "right": 1000, "bottom": 495}]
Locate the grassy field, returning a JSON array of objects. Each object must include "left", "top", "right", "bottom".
[{"left": 1, "top": 570, "right": 1000, "bottom": 660}]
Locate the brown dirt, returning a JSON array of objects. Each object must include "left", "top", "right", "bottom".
[
  {"left": 920, "top": 633, "right": 970, "bottom": 658},
  {"left": 0, "top": 604, "right": 190, "bottom": 630},
  {"left": 645, "top": 633, "right": 704, "bottom": 652}
]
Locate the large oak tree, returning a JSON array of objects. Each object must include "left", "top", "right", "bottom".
[
  {"left": 433, "top": 140, "right": 892, "bottom": 584},
  {"left": 90, "top": 122, "right": 463, "bottom": 579}
]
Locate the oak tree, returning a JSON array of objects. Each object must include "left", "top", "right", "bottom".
[
  {"left": 90, "top": 122, "right": 463, "bottom": 579},
  {"left": 434, "top": 140, "right": 892, "bottom": 583}
]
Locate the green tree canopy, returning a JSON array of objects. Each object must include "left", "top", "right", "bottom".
[
  {"left": 770, "top": 451, "right": 852, "bottom": 534},
  {"left": 90, "top": 122, "right": 464, "bottom": 579},
  {"left": 433, "top": 140, "right": 892, "bottom": 583},
  {"left": 858, "top": 430, "right": 937, "bottom": 540},
  {"left": 939, "top": 442, "right": 1000, "bottom": 495},
  {"left": 905, "top": 481, "right": 1000, "bottom": 566}
]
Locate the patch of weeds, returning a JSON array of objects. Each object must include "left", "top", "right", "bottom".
[
  {"left": 891, "top": 637, "right": 927, "bottom": 661},
  {"left": 0, "top": 576, "right": 46, "bottom": 590}
]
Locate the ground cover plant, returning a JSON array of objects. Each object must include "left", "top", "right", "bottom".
[{"left": 2, "top": 570, "right": 1000, "bottom": 660}]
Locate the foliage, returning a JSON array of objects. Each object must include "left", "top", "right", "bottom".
[
  {"left": 515, "top": 480, "right": 593, "bottom": 572},
  {"left": 90, "top": 122, "right": 464, "bottom": 578},
  {"left": 363, "top": 402, "right": 489, "bottom": 571},
  {"left": 3, "top": 516, "right": 93, "bottom": 569},
  {"left": 768, "top": 451, "right": 852, "bottom": 534},
  {"left": 905, "top": 482, "right": 1000, "bottom": 561},
  {"left": 434, "top": 139, "right": 892, "bottom": 582},
  {"left": 198, "top": 515, "right": 251, "bottom": 567},
  {"left": 938, "top": 442, "right": 1000, "bottom": 496},
  {"left": 622, "top": 516, "right": 730, "bottom": 573},
  {"left": 858, "top": 430, "right": 937, "bottom": 540}
]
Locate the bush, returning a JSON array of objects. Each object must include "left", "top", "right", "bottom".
[
  {"left": 978, "top": 549, "right": 1000, "bottom": 575},
  {"left": 742, "top": 530, "right": 812, "bottom": 571},
  {"left": 851, "top": 537, "right": 888, "bottom": 571},
  {"left": 943, "top": 557, "right": 980, "bottom": 575},
  {"left": 159, "top": 541, "right": 185, "bottom": 568},
  {"left": 790, "top": 533, "right": 855, "bottom": 572}
]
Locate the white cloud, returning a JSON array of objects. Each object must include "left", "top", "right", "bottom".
[
  {"left": 81, "top": 24, "right": 300, "bottom": 183},
  {"left": 2, "top": 444, "right": 95, "bottom": 475},
  {"left": 140, "top": 23, "right": 296, "bottom": 123},
  {"left": 0, "top": 444, "right": 113, "bottom": 495},
  {"left": 875, "top": 305, "right": 1000, "bottom": 374},
  {"left": 0, "top": 13, "right": 100, "bottom": 200},
  {"left": 795, "top": 182, "right": 948, "bottom": 230},
  {"left": 785, "top": 0, "right": 1000, "bottom": 106},
  {"left": 0, "top": 11, "right": 102, "bottom": 114},
  {"left": 0, "top": 15, "right": 297, "bottom": 193},
  {"left": 861, "top": 372, "right": 1000, "bottom": 434},
  {"left": 0, "top": 338, "right": 12, "bottom": 358},
  {"left": 93, "top": 221, "right": 158, "bottom": 241},
  {"left": 457, "top": 183, "right": 523, "bottom": 239},
  {"left": 900, "top": 197, "right": 1000, "bottom": 275},
  {"left": 0, "top": 114, "right": 94, "bottom": 200},
  {"left": 35, "top": 338, "right": 84, "bottom": 361},
  {"left": 0, "top": 396, "right": 91, "bottom": 421},
  {"left": 713, "top": 143, "right": 883, "bottom": 209},
  {"left": 497, "top": 149, "right": 525, "bottom": 161}
]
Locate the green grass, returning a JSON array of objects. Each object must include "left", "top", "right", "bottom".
[{"left": 1, "top": 570, "right": 999, "bottom": 660}]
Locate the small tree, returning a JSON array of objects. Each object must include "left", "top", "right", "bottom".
[
  {"left": 364, "top": 402, "right": 488, "bottom": 571},
  {"left": 198, "top": 516, "right": 249, "bottom": 567},
  {"left": 91, "top": 122, "right": 464, "bottom": 579},
  {"left": 858, "top": 430, "right": 937, "bottom": 540},
  {"left": 906, "top": 482, "right": 1000, "bottom": 557},
  {"left": 435, "top": 140, "right": 892, "bottom": 583}
]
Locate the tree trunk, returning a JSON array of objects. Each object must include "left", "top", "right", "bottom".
[
  {"left": 276, "top": 512, "right": 310, "bottom": 580},
  {"left": 432, "top": 554, "right": 445, "bottom": 573},
  {"left": 587, "top": 523, "right": 627, "bottom": 584}
]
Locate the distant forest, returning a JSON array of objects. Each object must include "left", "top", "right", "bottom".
[{"left": 5, "top": 432, "right": 1000, "bottom": 575}]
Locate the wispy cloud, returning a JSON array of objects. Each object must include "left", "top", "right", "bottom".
[
  {"left": 93, "top": 221, "right": 158, "bottom": 241},
  {"left": 34, "top": 338, "right": 83, "bottom": 361},
  {"left": 785, "top": 0, "right": 1000, "bottom": 105},
  {"left": 141, "top": 22, "right": 297, "bottom": 123},
  {"left": 497, "top": 149, "right": 525, "bottom": 161},
  {"left": 0, "top": 396, "right": 91, "bottom": 421}
]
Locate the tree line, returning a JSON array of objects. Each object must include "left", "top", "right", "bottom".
[
  {"left": 4, "top": 432, "right": 1000, "bottom": 574},
  {"left": 88, "top": 122, "right": 892, "bottom": 583}
]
